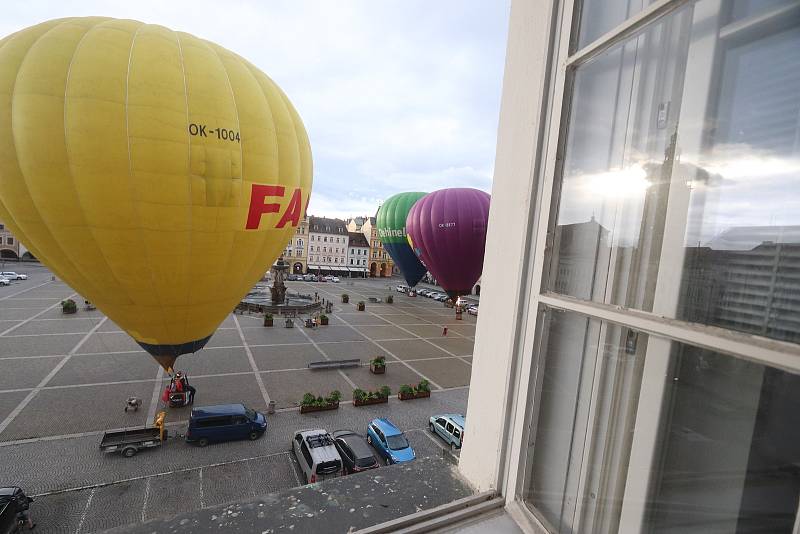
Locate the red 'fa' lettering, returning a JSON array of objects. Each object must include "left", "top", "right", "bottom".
[
  {"left": 246, "top": 184, "right": 285, "bottom": 229},
  {"left": 275, "top": 188, "right": 303, "bottom": 228}
]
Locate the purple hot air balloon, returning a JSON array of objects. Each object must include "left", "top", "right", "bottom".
[{"left": 405, "top": 188, "right": 490, "bottom": 298}]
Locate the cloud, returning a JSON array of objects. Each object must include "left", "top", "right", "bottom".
[{"left": 1, "top": 1, "right": 510, "bottom": 217}]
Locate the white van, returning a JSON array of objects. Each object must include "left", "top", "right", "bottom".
[{"left": 292, "top": 429, "right": 343, "bottom": 484}]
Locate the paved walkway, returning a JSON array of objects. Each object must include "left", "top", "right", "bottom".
[{"left": 0, "top": 266, "right": 475, "bottom": 532}]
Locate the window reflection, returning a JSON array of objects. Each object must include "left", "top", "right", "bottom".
[
  {"left": 648, "top": 344, "right": 800, "bottom": 532},
  {"left": 549, "top": 4, "right": 800, "bottom": 344}
]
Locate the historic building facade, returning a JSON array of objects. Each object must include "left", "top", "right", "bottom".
[
  {"left": 0, "top": 220, "right": 20, "bottom": 260},
  {"left": 347, "top": 232, "right": 370, "bottom": 278},
  {"left": 360, "top": 216, "right": 394, "bottom": 277},
  {"left": 281, "top": 216, "right": 309, "bottom": 275},
  {"left": 307, "top": 216, "right": 349, "bottom": 275}
]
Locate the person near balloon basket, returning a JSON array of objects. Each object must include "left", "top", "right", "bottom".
[{"left": 161, "top": 372, "right": 195, "bottom": 407}]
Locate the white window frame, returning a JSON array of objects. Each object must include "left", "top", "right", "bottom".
[{"left": 460, "top": 0, "right": 800, "bottom": 531}]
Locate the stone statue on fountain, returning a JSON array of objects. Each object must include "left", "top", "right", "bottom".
[{"left": 270, "top": 256, "right": 289, "bottom": 305}]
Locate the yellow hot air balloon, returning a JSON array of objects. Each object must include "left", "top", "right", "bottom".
[{"left": 0, "top": 17, "right": 312, "bottom": 370}]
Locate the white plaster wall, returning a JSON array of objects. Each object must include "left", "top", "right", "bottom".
[{"left": 458, "top": 0, "right": 556, "bottom": 494}]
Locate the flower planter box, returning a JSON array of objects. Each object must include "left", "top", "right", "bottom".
[
  {"left": 264, "top": 318, "right": 274, "bottom": 327},
  {"left": 398, "top": 390, "right": 431, "bottom": 401},
  {"left": 341, "top": 296, "right": 349, "bottom": 304},
  {"left": 320, "top": 316, "right": 329, "bottom": 326},
  {"left": 300, "top": 401, "right": 339, "bottom": 414},
  {"left": 357, "top": 303, "right": 365, "bottom": 311},
  {"left": 353, "top": 397, "right": 388, "bottom": 407},
  {"left": 62, "top": 307, "right": 77, "bottom": 315},
  {"left": 369, "top": 363, "right": 386, "bottom": 374}
]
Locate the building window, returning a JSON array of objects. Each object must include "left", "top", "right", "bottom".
[
  {"left": 510, "top": 1, "right": 800, "bottom": 533},
  {"left": 6, "top": 237, "right": 12, "bottom": 245}
]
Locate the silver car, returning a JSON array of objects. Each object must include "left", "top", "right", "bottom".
[{"left": 292, "top": 429, "right": 343, "bottom": 484}]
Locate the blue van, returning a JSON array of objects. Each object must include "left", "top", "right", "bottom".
[{"left": 186, "top": 404, "right": 267, "bottom": 447}]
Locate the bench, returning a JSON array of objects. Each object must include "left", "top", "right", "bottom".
[{"left": 308, "top": 359, "right": 361, "bottom": 370}]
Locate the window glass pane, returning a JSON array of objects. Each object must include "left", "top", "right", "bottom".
[
  {"left": 730, "top": 0, "right": 796, "bottom": 22},
  {"left": 524, "top": 308, "right": 648, "bottom": 532},
  {"left": 549, "top": 2, "right": 800, "bottom": 343},
  {"left": 576, "top": 0, "right": 655, "bottom": 49},
  {"left": 647, "top": 344, "right": 800, "bottom": 532},
  {"left": 522, "top": 307, "right": 800, "bottom": 533}
]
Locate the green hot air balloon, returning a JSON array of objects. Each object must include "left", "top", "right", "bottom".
[{"left": 377, "top": 192, "right": 428, "bottom": 288}]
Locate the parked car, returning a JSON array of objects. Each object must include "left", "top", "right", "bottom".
[
  {"left": 303, "top": 274, "right": 316, "bottom": 281},
  {"left": 323, "top": 275, "right": 333, "bottom": 281},
  {"left": 186, "top": 404, "right": 267, "bottom": 447},
  {"left": 467, "top": 305, "right": 479, "bottom": 316},
  {"left": 292, "top": 429, "right": 343, "bottom": 484},
  {"left": 0, "top": 486, "right": 33, "bottom": 529},
  {"left": 287, "top": 274, "right": 298, "bottom": 281},
  {"left": 395, "top": 285, "right": 408, "bottom": 293},
  {"left": 332, "top": 430, "right": 379, "bottom": 474},
  {"left": 429, "top": 413, "right": 465, "bottom": 450},
  {"left": 434, "top": 294, "right": 448, "bottom": 301},
  {"left": 0, "top": 272, "right": 24, "bottom": 280},
  {"left": 331, "top": 276, "right": 340, "bottom": 283},
  {"left": 366, "top": 418, "right": 415, "bottom": 465},
  {"left": 0, "top": 277, "right": 9, "bottom": 287}
]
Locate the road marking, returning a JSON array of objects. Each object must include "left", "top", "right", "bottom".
[
  {"left": 0, "top": 317, "right": 107, "bottom": 436},
  {"left": 295, "top": 323, "right": 359, "bottom": 390},
  {"left": 408, "top": 427, "right": 460, "bottom": 462},
  {"left": 334, "top": 313, "right": 443, "bottom": 390},
  {"left": 198, "top": 468, "right": 205, "bottom": 508},
  {"left": 356, "top": 315, "right": 473, "bottom": 366},
  {"left": 0, "top": 279, "right": 57, "bottom": 301},
  {"left": 141, "top": 477, "right": 150, "bottom": 523},
  {"left": 0, "top": 292, "right": 77, "bottom": 336},
  {"left": 287, "top": 451, "right": 303, "bottom": 486},
  {"left": 302, "top": 283, "right": 459, "bottom": 389},
  {"left": 75, "top": 487, "right": 95, "bottom": 534},
  {"left": 232, "top": 314, "right": 271, "bottom": 405},
  {"left": 145, "top": 366, "right": 165, "bottom": 424},
  {"left": 32, "top": 451, "right": 293, "bottom": 497},
  {"left": 2, "top": 331, "right": 101, "bottom": 338}
]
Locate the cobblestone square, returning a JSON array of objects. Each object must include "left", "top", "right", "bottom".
[
  {"left": 175, "top": 346, "right": 252, "bottom": 376},
  {"left": 378, "top": 339, "right": 454, "bottom": 360},
  {"left": 0, "top": 267, "right": 478, "bottom": 532}
]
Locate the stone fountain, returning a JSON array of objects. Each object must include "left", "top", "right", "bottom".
[
  {"left": 237, "top": 256, "right": 320, "bottom": 315},
  {"left": 270, "top": 255, "right": 289, "bottom": 304}
]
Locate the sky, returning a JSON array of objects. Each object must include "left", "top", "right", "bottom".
[{"left": 1, "top": 1, "right": 511, "bottom": 220}]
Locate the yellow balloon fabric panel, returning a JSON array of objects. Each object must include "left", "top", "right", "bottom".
[{"left": 0, "top": 18, "right": 312, "bottom": 366}]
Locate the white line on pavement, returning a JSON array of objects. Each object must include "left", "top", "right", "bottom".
[
  {"left": 294, "top": 322, "right": 359, "bottom": 390},
  {"left": 0, "top": 317, "right": 106, "bottom": 436},
  {"left": 334, "top": 313, "right": 443, "bottom": 390},
  {"left": 33, "top": 450, "right": 293, "bottom": 498},
  {"left": 198, "top": 468, "right": 205, "bottom": 509},
  {"left": 0, "top": 279, "right": 56, "bottom": 301},
  {"left": 141, "top": 477, "right": 150, "bottom": 523},
  {"left": 0, "top": 292, "right": 77, "bottom": 337},
  {"left": 232, "top": 314, "right": 271, "bottom": 405},
  {"left": 75, "top": 486, "right": 95, "bottom": 534}
]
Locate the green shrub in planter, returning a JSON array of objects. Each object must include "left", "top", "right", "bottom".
[
  {"left": 341, "top": 293, "right": 350, "bottom": 304},
  {"left": 357, "top": 301, "right": 365, "bottom": 311},
  {"left": 386, "top": 295, "right": 394, "bottom": 304},
  {"left": 61, "top": 299, "right": 77, "bottom": 314}
]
